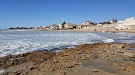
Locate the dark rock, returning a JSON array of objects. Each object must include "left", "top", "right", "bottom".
[{"left": 0, "top": 50, "right": 55, "bottom": 68}]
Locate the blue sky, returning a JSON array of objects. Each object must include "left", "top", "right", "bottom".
[{"left": 0, "top": 0, "right": 135, "bottom": 29}]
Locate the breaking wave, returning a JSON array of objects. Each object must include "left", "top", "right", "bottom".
[{"left": 0, "top": 30, "right": 134, "bottom": 57}]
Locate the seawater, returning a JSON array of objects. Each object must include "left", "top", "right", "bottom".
[{"left": 0, "top": 30, "right": 135, "bottom": 57}]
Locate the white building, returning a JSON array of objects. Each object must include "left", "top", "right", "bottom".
[
  {"left": 65, "top": 23, "right": 77, "bottom": 29},
  {"left": 59, "top": 24, "right": 64, "bottom": 29},
  {"left": 59, "top": 22, "right": 77, "bottom": 29},
  {"left": 81, "top": 21, "right": 94, "bottom": 25},
  {"left": 59, "top": 21, "right": 66, "bottom": 29},
  {"left": 81, "top": 21, "right": 94, "bottom": 29},
  {"left": 124, "top": 17, "right": 135, "bottom": 25},
  {"left": 50, "top": 24, "right": 58, "bottom": 30},
  {"left": 115, "top": 17, "right": 135, "bottom": 30}
]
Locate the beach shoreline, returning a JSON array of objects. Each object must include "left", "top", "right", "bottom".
[
  {"left": 33, "top": 28, "right": 135, "bottom": 34},
  {"left": 0, "top": 43, "right": 135, "bottom": 75},
  {"left": 66, "top": 29, "right": 135, "bottom": 33},
  {"left": 7, "top": 27, "right": 135, "bottom": 34}
]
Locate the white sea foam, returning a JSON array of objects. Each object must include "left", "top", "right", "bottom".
[
  {"left": 116, "top": 32, "right": 127, "bottom": 34},
  {"left": 0, "top": 30, "right": 134, "bottom": 57},
  {"left": 103, "top": 39, "right": 115, "bottom": 43}
]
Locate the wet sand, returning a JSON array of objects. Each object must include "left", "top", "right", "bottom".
[{"left": 0, "top": 43, "right": 135, "bottom": 75}]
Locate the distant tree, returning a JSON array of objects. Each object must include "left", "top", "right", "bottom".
[
  {"left": 94, "top": 23, "right": 97, "bottom": 25},
  {"left": 17, "top": 26, "right": 19, "bottom": 29},
  {"left": 62, "top": 21, "right": 66, "bottom": 25},
  {"left": 112, "top": 18, "right": 118, "bottom": 23},
  {"left": 112, "top": 18, "right": 115, "bottom": 22},
  {"left": 114, "top": 18, "right": 118, "bottom": 23}
]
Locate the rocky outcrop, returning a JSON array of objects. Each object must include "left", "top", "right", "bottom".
[
  {"left": 0, "top": 50, "right": 55, "bottom": 68},
  {"left": 2, "top": 70, "right": 28, "bottom": 75},
  {"left": 36, "top": 43, "right": 135, "bottom": 72},
  {"left": 37, "top": 48, "right": 91, "bottom": 72},
  {"left": 1, "top": 43, "right": 135, "bottom": 75}
]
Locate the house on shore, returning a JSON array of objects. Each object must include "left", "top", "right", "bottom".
[
  {"left": 76, "top": 25, "right": 81, "bottom": 29},
  {"left": 81, "top": 21, "right": 94, "bottom": 29},
  {"left": 37, "top": 26, "right": 50, "bottom": 30},
  {"left": 50, "top": 24, "right": 59, "bottom": 30},
  {"left": 115, "top": 17, "right": 135, "bottom": 30},
  {"left": 59, "top": 21, "right": 77, "bottom": 30},
  {"left": 65, "top": 23, "right": 77, "bottom": 29},
  {"left": 59, "top": 21, "right": 66, "bottom": 30}
]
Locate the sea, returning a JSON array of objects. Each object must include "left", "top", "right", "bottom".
[{"left": 0, "top": 30, "right": 135, "bottom": 57}]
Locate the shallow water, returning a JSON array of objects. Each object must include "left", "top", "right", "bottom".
[{"left": 0, "top": 30, "right": 135, "bottom": 57}]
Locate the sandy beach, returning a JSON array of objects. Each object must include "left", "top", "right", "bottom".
[
  {"left": 0, "top": 43, "right": 135, "bottom": 75},
  {"left": 53, "top": 28, "right": 135, "bottom": 33}
]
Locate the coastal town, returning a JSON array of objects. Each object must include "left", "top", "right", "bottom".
[
  {"left": 1, "top": 0, "right": 135, "bottom": 74},
  {"left": 9, "top": 17, "right": 135, "bottom": 32}
]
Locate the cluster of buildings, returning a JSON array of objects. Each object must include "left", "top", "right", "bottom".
[
  {"left": 79, "top": 17, "right": 135, "bottom": 31},
  {"left": 36, "top": 21, "right": 79, "bottom": 30},
  {"left": 9, "top": 17, "right": 135, "bottom": 31},
  {"left": 35, "top": 20, "right": 97, "bottom": 30}
]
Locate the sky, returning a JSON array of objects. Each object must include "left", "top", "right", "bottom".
[{"left": 0, "top": 0, "right": 135, "bottom": 29}]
